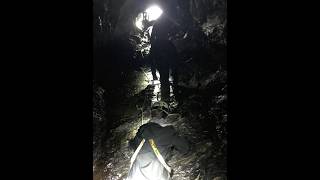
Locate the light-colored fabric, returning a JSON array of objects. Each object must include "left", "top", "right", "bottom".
[
  {"left": 130, "top": 139, "right": 146, "bottom": 169},
  {"left": 127, "top": 122, "right": 189, "bottom": 180},
  {"left": 149, "top": 139, "right": 171, "bottom": 173},
  {"left": 127, "top": 152, "right": 170, "bottom": 180},
  {"left": 127, "top": 138, "right": 171, "bottom": 180}
]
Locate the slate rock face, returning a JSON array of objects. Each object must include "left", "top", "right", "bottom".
[{"left": 93, "top": 81, "right": 106, "bottom": 152}]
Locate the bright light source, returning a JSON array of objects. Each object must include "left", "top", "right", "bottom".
[
  {"left": 145, "top": 5, "right": 163, "bottom": 21},
  {"left": 135, "top": 5, "right": 163, "bottom": 30}
]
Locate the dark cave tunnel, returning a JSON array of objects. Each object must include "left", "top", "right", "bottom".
[{"left": 93, "top": 0, "right": 227, "bottom": 179}]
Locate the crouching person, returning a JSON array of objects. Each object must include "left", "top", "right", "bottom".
[{"left": 127, "top": 109, "right": 189, "bottom": 180}]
